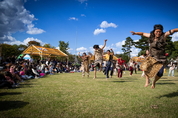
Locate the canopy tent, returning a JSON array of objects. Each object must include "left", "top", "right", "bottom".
[
  {"left": 21, "top": 45, "right": 68, "bottom": 58},
  {"left": 23, "top": 54, "right": 31, "bottom": 60}
]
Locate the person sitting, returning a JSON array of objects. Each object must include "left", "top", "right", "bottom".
[
  {"left": 4, "top": 71, "right": 17, "bottom": 88},
  {"left": 9, "top": 65, "right": 23, "bottom": 83},
  {"left": 31, "top": 67, "right": 40, "bottom": 78}
]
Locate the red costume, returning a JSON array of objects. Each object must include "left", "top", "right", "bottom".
[{"left": 117, "top": 58, "right": 125, "bottom": 78}]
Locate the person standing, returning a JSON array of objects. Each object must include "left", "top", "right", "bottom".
[
  {"left": 93, "top": 39, "right": 107, "bottom": 79},
  {"left": 78, "top": 52, "right": 91, "bottom": 77},
  {"left": 116, "top": 57, "right": 125, "bottom": 78},
  {"left": 168, "top": 63, "right": 176, "bottom": 77},
  {"left": 105, "top": 49, "right": 114, "bottom": 79},
  {"left": 110, "top": 60, "right": 116, "bottom": 78},
  {"left": 129, "top": 60, "right": 134, "bottom": 76},
  {"left": 131, "top": 24, "right": 178, "bottom": 88}
]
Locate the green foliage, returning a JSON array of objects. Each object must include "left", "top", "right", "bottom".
[
  {"left": 115, "top": 53, "right": 129, "bottom": 62},
  {"left": 59, "top": 41, "right": 69, "bottom": 55},
  {"left": 133, "top": 36, "right": 149, "bottom": 52},
  {"left": 43, "top": 44, "right": 56, "bottom": 49},
  {"left": 132, "top": 36, "right": 178, "bottom": 59},
  {"left": 43, "top": 44, "right": 51, "bottom": 48},
  {"left": 122, "top": 37, "right": 134, "bottom": 58},
  {"left": 27, "top": 41, "right": 41, "bottom": 46},
  {"left": 165, "top": 36, "right": 175, "bottom": 59},
  {"left": 0, "top": 44, "right": 27, "bottom": 59},
  {"left": 171, "top": 41, "right": 178, "bottom": 59}
]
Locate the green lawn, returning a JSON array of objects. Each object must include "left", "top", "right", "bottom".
[{"left": 0, "top": 70, "right": 178, "bottom": 118}]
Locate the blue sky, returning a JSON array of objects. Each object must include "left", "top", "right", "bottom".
[{"left": 0, "top": 0, "right": 178, "bottom": 56}]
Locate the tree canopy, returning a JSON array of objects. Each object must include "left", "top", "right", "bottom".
[
  {"left": 122, "top": 37, "right": 134, "bottom": 58},
  {"left": 27, "top": 41, "right": 41, "bottom": 46},
  {"left": 59, "top": 41, "right": 69, "bottom": 55}
]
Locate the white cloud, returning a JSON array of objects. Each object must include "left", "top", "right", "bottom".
[
  {"left": 100, "top": 21, "right": 117, "bottom": 28},
  {"left": 3, "top": 36, "right": 25, "bottom": 45},
  {"left": 77, "top": 0, "right": 87, "bottom": 3},
  {"left": 76, "top": 47, "right": 87, "bottom": 52},
  {"left": 23, "top": 37, "right": 45, "bottom": 46},
  {"left": 26, "top": 24, "right": 45, "bottom": 34},
  {"left": 0, "top": 0, "right": 45, "bottom": 43},
  {"left": 115, "top": 51, "right": 123, "bottom": 54},
  {"left": 130, "top": 48, "right": 140, "bottom": 57},
  {"left": 93, "top": 28, "right": 106, "bottom": 35},
  {"left": 81, "top": 14, "right": 86, "bottom": 17},
  {"left": 67, "top": 48, "right": 73, "bottom": 53},
  {"left": 93, "top": 21, "right": 117, "bottom": 35},
  {"left": 172, "top": 32, "right": 178, "bottom": 42},
  {"left": 69, "top": 17, "right": 78, "bottom": 21},
  {"left": 3, "top": 37, "right": 46, "bottom": 46},
  {"left": 115, "top": 40, "right": 125, "bottom": 48}
]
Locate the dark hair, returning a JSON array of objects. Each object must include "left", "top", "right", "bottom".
[
  {"left": 149, "top": 24, "right": 164, "bottom": 43},
  {"left": 83, "top": 53, "right": 86, "bottom": 55},
  {"left": 4, "top": 71, "right": 13, "bottom": 78},
  {"left": 93, "top": 45, "right": 99, "bottom": 49},
  {"left": 154, "top": 24, "right": 163, "bottom": 31},
  {"left": 107, "top": 50, "right": 110, "bottom": 52}
]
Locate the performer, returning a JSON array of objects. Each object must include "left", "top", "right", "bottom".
[
  {"left": 78, "top": 52, "right": 91, "bottom": 77},
  {"left": 110, "top": 60, "right": 116, "bottom": 78},
  {"left": 128, "top": 60, "right": 134, "bottom": 76},
  {"left": 105, "top": 49, "right": 114, "bottom": 79},
  {"left": 93, "top": 39, "right": 107, "bottom": 79},
  {"left": 131, "top": 24, "right": 178, "bottom": 88},
  {"left": 116, "top": 57, "right": 125, "bottom": 78}
]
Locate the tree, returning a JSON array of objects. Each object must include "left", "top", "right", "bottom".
[
  {"left": 0, "top": 44, "right": 16, "bottom": 59},
  {"left": 165, "top": 36, "right": 176, "bottom": 59},
  {"left": 133, "top": 36, "right": 149, "bottom": 56},
  {"left": 59, "top": 41, "right": 69, "bottom": 54},
  {"left": 43, "top": 44, "right": 56, "bottom": 49},
  {"left": 43, "top": 44, "right": 52, "bottom": 48},
  {"left": 27, "top": 41, "right": 41, "bottom": 46},
  {"left": 115, "top": 53, "right": 129, "bottom": 63},
  {"left": 172, "top": 41, "right": 178, "bottom": 59},
  {"left": 18, "top": 44, "right": 28, "bottom": 51},
  {"left": 12, "top": 44, "right": 27, "bottom": 56},
  {"left": 122, "top": 37, "right": 134, "bottom": 58}
]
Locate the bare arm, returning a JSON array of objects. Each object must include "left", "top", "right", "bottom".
[
  {"left": 101, "top": 39, "right": 107, "bottom": 49},
  {"left": 165, "top": 28, "right": 178, "bottom": 37},
  {"left": 130, "top": 31, "right": 150, "bottom": 38},
  {"left": 110, "top": 49, "right": 114, "bottom": 55},
  {"left": 78, "top": 52, "right": 81, "bottom": 58},
  {"left": 88, "top": 52, "right": 92, "bottom": 58}
]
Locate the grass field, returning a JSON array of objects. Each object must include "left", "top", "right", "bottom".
[{"left": 0, "top": 70, "right": 178, "bottom": 118}]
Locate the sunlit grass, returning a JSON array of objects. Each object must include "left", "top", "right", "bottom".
[{"left": 0, "top": 70, "right": 178, "bottom": 118}]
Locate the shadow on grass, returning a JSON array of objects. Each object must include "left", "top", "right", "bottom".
[
  {"left": 111, "top": 80, "right": 134, "bottom": 83},
  {"left": 0, "top": 92, "right": 22, "bottom": 96},
  {"left": 161, "top": 77, "right": 168, "bottom": 79},
  {"left": 156, "top": 82, "right": 175, "bottom": 85},
  {"left": 0, "top": 101, "right": 29, "bottom": 111},
  {"left": 18, "top": 83, "right": 35, "bottom": 88},
  {"left": 160, "top": 79, "right": 178, "bottom": 81},
  {"left": 156, "top": 90, "right": 178, "bottom": 99}
]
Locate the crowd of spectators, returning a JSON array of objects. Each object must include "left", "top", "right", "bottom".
[{"left": 0, "top": 55, "right": 80, "bottom": 89}]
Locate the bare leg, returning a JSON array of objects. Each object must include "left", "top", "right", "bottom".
[
  {"left": 93, "top": 67, "right": 96, "bottom": 79},
  {"left": 87, "top": 72, "right": 89, "bottom": 77},
  {"left": 151, "top": 75, "right": 161, "bottom": 89},
  {"left": 99, "top": 64, "right": 102, "bottom": 72},
  {"left": 82, "top": 71, "right": 85, "bottom": 77},
  {"left": 144, "top": 75, "right": 150, "bottom": 87}
]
